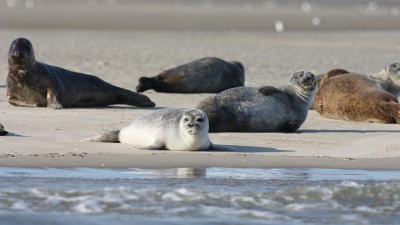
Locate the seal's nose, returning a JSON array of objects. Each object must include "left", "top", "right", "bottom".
[
  {"left": 12, "top": 51, "right": 20, "bottom": 58},
  {"left": 188, "top": 124, "right": 194, "bottom": 128}
]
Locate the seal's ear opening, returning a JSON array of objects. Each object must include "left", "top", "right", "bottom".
[{"left": 230, "top": 61, "right": 245, "bottom": 75}]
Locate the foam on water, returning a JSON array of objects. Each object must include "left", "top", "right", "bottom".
[{"left": 0, "top": 167, "right": 400, "bottom": 224}]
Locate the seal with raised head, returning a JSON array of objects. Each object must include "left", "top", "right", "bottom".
[
  {"left": 6, "top": 38, "right": 155, "bottom": 109},
  {"left": 0, "top": 124, "right": 8, "bottom": 136},
  {"left": 136, "top": 57, "right": 245, "bottom": 93},
  {"left": 314, "top": 70, "right": 400, "bottom": 123},
  {"left": 82, "top": 108, "right": 235, "bottom": 151},
  {"left": 196, "top": 70, "right": 317, "bottom": 132}
]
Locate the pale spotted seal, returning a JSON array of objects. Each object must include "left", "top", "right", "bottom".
[
  {"left": 136, "top": 57, "right": 245, "bottom": 93},
  {"left": 314, "top": 70, "right": 400, "bottom": 123},
  {"left": 196, "top": 70, "right": 317, "bottom": 132},
  {"left": 82, "top": 108, "right": 236, "bottom": 151},
  {"left": 6, "top": 38, "right": 155, "bottom": 109}
]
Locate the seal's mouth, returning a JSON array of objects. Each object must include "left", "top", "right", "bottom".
[
  {"left": 300, "top": 77, "right": 316, "bottom": 91},
  {"left": 186, "top": 125, "right": 202, "bottom": 135}
]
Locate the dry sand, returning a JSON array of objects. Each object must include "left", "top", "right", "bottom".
[{"left": 1, "top": 29, "right": 400, "bottom": 169}]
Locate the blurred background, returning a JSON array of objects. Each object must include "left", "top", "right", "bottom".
[{"left": 1, "top": 0, "right": 399, "bottom": 31}]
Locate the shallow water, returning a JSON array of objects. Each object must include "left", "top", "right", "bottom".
[{"left": 0, "top": 168, "right": 400, "bottom": 225}]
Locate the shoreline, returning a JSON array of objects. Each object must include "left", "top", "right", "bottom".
[{"left": 1, "top": 154, "right": 400, "bottom": 170}]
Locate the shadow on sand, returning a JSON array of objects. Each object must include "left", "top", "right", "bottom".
[
  {"left": 201, "top": 145, "right": 292, "bottom": 153},
  {"left": 1, "top": 133, "right": 24, "bottom": 137},
  {"left": 298, "top": 129, "right": 400, "bottom": 134},
  {"left": 0, "top": 85, "right": 5, "bottom": 88},
  {"left": 71, "top": 106, "right": 166, "bottom": 110}
]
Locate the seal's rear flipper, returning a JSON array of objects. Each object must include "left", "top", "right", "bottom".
[
  {"left": 378, "top": 101, "right": 400, "bottom": 123},
  {"left": 116, "top": 89, "right": 155, "bottom": 107},
  {"left": 82, "top": 130, "right": 120, "bottom": 142},
  {"left": 320, "top": 69, "right": 350, "bottom": 86},
  {"left": 136, "top": 77, "right": 167, "bottom": 93}
]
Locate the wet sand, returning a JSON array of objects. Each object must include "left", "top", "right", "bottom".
[{"left": 1, "top": 29, "right": 400, "bottom": 169}]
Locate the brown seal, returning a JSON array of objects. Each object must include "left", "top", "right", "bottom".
[
  {"left": 6, "top": 38, "right": 155, "bottom": 109},
  {"left": 136, "top": 57, "right": 245, "bottom": 93},
  {"left": 314, "top": 70, "right": 400, "bottom": 123},
  {"left": 310, "top": 69, "right": 349, "bottom": 110}
]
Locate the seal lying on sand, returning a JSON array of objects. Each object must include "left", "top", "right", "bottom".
[
  {"left": 310, "top": 62, "right": 400, "bottom": 109},
  {"left": 136, "top": 57, "right": 245, "bottom": 93},
  {"left": 83, "top": 108, "right": 236, "bottom": 151},
  {"left": 0, "top": 124, "right": 8, "bottom": 136},
  {"left": 314, "top": 69, "right": 400, "bottom": 123},
  {"left": 196, "top": 70, "right": 317, "bottom": 132},
  {"left": 367, "top": 62, "right": 400, "bottom": 97},
  {"left": 6, "top": 38, "right": 155, "bottom": 109}
]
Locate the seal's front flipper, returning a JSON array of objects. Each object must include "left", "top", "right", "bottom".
[
  {"left": 7, "top": 96, "right": 38, "bottom": 107},
  {"left": 116, "top": 89, "right": 156, "bottom": 107},
  {"left": 137, "top": 142, "right": 166, "bottom": 150},
  {"left": 259, "top": 86, "right": 278, "bottom": 96},
  {"left": 136, "top": 77, "right": 167, "bottom": 93},
  {"left": 208, "top": 143, "right": 237, "bottom": 151},
  {"left": 284, "top": 122, "right": 300, "bottom": 132},
  {"left": 82, "top": 130, "right": 120, "bottom": 142},
  {"left": 378, "top": 101, "right": 400, "bottom": 123},
  {"left": 47, "top": 87, "right": 63, "bottom": 109}
]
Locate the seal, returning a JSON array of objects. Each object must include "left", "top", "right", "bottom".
[
  {"left": 366, "top": 62, "right": 400, "bottom": 97},
  {"left": 82, "top": 108, "right": 236, "bottom": 151},
  {"left": 136, "top": 57, "right": 245, "bottom": 93},
  {"left": 196, "top": 70, "right": 317, "bottom": 132},
  {"left": 0, "top": 124, "right": 8, "bottom": 136},
  {"left": 310, "top": 69, "right": 350, "bottom": 110},
  {"left": 310, "top": 62, "right": 400, "bottom": 109},
  {"left": 6, "top": 38, "right": 155, "bottom": 109},
  {"left": 314, "top": 71, "right": 400, "bottom": 123}
]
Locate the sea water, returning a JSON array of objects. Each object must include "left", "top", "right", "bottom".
[{"left": 0, "top": 167, "right": 399, "bottom": 225}]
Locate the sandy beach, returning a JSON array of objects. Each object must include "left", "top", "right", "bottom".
[{"left": 1, "top": 29, "right": 400, "bottom": 169}]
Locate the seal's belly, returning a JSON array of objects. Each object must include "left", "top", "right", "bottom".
[
  {"left": 237, "top": 98, "right": 298, "bottom": 132},
  {"left": 119, "top": 125, "right": 159, "bottom": 146}
]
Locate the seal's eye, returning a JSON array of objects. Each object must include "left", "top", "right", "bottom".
[
  {"left": 11, "top": 44, "right": 15, "bottom": 48},
  {"left": 196, "top": 118, "right": 204, "bottom": 123},
  {"left": 184, "top": 118, "right": 189, "bottom": 122},
  {"left": 298, "top": 73, "right": 303, "bottom": 78}
]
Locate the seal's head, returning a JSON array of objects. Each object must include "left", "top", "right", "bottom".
[
  {"left": 386, "top": 62, "right": 400, "bottom": 85},
  {"left": 180, "top": 109, "right": 209, "bottom": 135},
  {"left": 230, "top": 61, "right": 245, "bottom": 75},
  {"left": 289, "top": 70, "right": 317, "bottom": 92},
  {"left": 8, "top": 38, "right": 35, "bottom": 70}
]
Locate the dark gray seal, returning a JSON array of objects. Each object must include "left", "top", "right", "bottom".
[
  {"left": 0, "top": 124, "right": 8, "bottom": 136},
  {"left": 196, "top": 70, "right": 317, "bottom": 132},
  {"left": 136, "top": 57, "right": 245, "bottom": 93},
  {"left": 83, "top": 108, "right": 235, "bottom": 151},
  {"left": 6, "top": 38, "right": 155, "bottom": 109}
]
